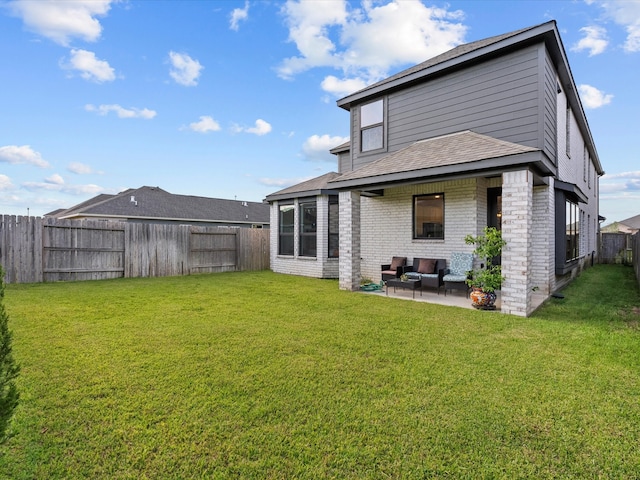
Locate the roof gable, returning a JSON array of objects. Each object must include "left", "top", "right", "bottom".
[{"left": 338, "top": 21, "right": 556, "bottom": 110}]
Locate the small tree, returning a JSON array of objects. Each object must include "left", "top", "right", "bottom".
[
  {"left": 464, "top": 227, "right": 506, "bottom": 294},
  {"left": 0, "top": 266, "right": 19, "bottom": 442}
]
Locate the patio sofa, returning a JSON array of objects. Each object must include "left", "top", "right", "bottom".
[{"left": 402, "top": 258, "right": 447, "bottom": 294}]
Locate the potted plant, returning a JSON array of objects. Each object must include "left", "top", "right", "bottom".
[{"left": 464, "top": 227, "right": 506, "bottom": 309}]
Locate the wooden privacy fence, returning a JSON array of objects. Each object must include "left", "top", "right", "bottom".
[
  {"left": 0, "top": 216, "right": 270, "bottom": 284},
  {"left": 599, "top": 232, "right": 633, "bottom": 265}
]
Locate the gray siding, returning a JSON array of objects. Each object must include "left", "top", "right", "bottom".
[
  {"left": 338, "top": 151, "right": 351, "bottom": 173},
  {"left": 542, "top": 46, "right": 558, "bottom": 165},
  {"left": 350, "top": 44, "right": 547, "bottom": 172}
]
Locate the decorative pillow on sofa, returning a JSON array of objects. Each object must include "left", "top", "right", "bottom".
[
  {"left": 390, "top": 256, "right": 407, "bottom": 270},
  {"left": 417, "top": 258, "right": 436, "bottom": 274}
]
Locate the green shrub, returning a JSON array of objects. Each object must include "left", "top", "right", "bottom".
[{"left": 0, "top": 266, "right": 19, "bottom": 442}]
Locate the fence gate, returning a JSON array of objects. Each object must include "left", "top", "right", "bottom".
[
  {"left": 43, "top": 218, "right": 126, "bottom": 282},
  {"left": 600, "top": 232, "right": 633, "bottom": 265}
]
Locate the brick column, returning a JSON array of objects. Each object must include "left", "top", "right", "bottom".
[
  {"left": 338, "top": 191, "right": 361, "bottom": 291},
  {"left": 501, "top": 170, "right": 533, "bottom": 316}
]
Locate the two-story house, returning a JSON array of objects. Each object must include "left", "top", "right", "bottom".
[{"left": 265, "top": 20, "right": 604, "bottom": 317}]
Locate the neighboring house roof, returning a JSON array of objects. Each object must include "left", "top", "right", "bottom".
[
  {"left": 619, "top": 214, "right": 640, "bottom": 230},
  {"left": 265, "top": 172, "right": 342, "bottom": 202},
  {"left": 327, "top": 130, "right": 545, "bottom": 191},
  {"left": 47, "top": 186, "right": 270, "bottom": 225},
  {"left": 337, "top": 20, "right": 603, "bottom": 177}
]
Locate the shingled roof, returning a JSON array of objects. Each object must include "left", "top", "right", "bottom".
[
  {"left": 327, "top": 131, "right": 548, "bottom": 190},
  {"left": 47, "top": 186, "right": 269, "bottom": 226},
  {"left": 264, "top": 172, "right": 342, "bottom": 202}
]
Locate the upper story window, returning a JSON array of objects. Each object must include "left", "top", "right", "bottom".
[
  {"left": 360, "top": 99, "right": 384, "bottom": 152},
  {"left": 413, "top": 194, "right": 444, "bottom": 239},
  {"left": 565, "top": 106, "right": 571, "bottom": 157}
]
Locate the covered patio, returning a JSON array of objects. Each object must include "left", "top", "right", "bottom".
[{"left": 360, "top": 284, "right": 548, "bottom": 313}]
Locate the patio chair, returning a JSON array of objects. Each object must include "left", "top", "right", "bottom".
[
  {"left": 381, "top": 256, "right": 407, "bottom": 281},
  {"left": 443, "top": 252, "right": 474, "bottom": 297}
]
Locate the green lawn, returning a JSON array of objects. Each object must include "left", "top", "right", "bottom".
[{"left": 1, "top": 265, "right": 639, "bottom": 478}]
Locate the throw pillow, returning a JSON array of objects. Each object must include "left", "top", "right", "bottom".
[
  {"left": 418, "top": 258, "right": 436, "bottom": 274},
  {"left": 390, "top": 256, "right": 406, "bottom": 270}
]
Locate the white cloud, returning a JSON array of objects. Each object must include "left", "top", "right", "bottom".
[
  {"left": 85, "top": 104, "right": 157, "bottom": 119},
  {"left": 258, "top": 176, "right": 314, "bottom": 187},
  {"left": 168, "top": 51, "right": 203, "bottom": 86},
  {"left": 0, "top": 145, "right": 50, "bottom": 168},
  {"left": 247, "top": 119, "right": 272, "bottom": 135},
  {"left": 7, "top": 0, "right": 113, "bottom": 46},
  {"left": 22, "top": 174, "right": 104, "bottom": 195},
  {"left": 188, "top": 115, "right": 221, "bottom": 133},
  {"left": 0, "top": 174, "right": 14, "bottom": 190},
  {"left": 593, "top": 0, "right": 640, "bottom": 52},
  {"left": 578, "top": 84, "right": 613, "bottom": 109},
  {"left": 67, "top": 162, "right": 102, "bottom": 175},
  {"left": 278, "top": 0, "right": 466, "bottom": 96},
  {"left": 602, "top": 170, "right": 640, "bottom": 180},
  {"left": 572, "top": 26, "right": 608, "bottom": 56},
  {"left": 63, "top": 49, "right": 116, "bottom": 83},
  {"left": 321, "top": 75, "right": 368, "bottom": 97},
  {"left": 230, "top": 1, "right": 249, "bottom": 31},
  {"left": 302, "top": 134, "right": 349, "bottom": 162},
  {"left": 234, "top": 119, "right": 273, "bottom": 136}
]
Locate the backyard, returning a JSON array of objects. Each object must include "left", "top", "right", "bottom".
[{"left": 1, "top": 265, "right": 639, "bottom": 478}]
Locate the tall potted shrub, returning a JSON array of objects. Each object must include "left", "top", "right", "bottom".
[{"left": 464, "top": 227, "right": 506, "bottom": 309}]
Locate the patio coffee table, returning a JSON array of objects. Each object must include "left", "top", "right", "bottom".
[{"left": 386, "top": 278, "right": 422, "bottom": 298}]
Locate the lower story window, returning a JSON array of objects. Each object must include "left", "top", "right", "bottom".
[
  {"left": 299, "top": 200, "right": 317, "bottom": 257},
  {"left": 328, "top": 196, "right": 339, "bottom": 258},
  {"left": 566, "top": 200, "right": 579, "bottom": 262},
  {"left": 414, "top": 193, "right": 444, "bottom": 239},
  {"left": 278, "top": 204, "right": 294, "bottom": 255}
]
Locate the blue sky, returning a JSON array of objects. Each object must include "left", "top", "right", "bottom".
[{"left": 1, "top": 0, "right": 638, "bottom": 223}]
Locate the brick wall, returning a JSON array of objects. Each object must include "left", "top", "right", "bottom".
[
  {"left": 532, "top": 182, "right": 555, "bottom": 295},
  {"left": 339, "top": 191, "right": 361, "bottom": 290},
  {"left": 270, "top": 196, "right": 339, "bottom": 279},
  {"left": 501, "top": 170, "right": 533, "bottom": 316},
  {"left": 358, "top": 179, "right": 482, "bottom": 282}
]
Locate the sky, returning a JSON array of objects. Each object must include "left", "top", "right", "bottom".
[{"left": 0, "top": 0, "right": 639, "bottom": 224}]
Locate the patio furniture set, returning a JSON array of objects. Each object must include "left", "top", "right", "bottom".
[{"left": 381, "top": 254, "right": 474, "bottom": 297}]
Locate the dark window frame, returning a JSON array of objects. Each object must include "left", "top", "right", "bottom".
[
  {"left": 413, "top": 193, "right": 445, "bottom": 240},
  {"left": 299, "top": 199, "right": 317, "bottom": 257},
  {"left": 328, "top": 195, "right": 339, "bottom": 258},
  {"left": 278, "top": 203, "right": 295, "bottom": 256}
]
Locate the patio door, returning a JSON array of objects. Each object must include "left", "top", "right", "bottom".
[
  {"left": 487, "top": 187, "right": 502, "bottom": 230},
  {"left": 487, "top": 187, "right": 502, "bottom": 266}
]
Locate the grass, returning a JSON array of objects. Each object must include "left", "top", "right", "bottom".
[{"left": 1, "top": 265, "right": 639, "bottom": 478}]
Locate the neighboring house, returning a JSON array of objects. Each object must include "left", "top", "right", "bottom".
[
  {"left": 47, "top": 186, "right": 270, "bottom": 228},
  {"left": 602, "top": 215, "right": 640, "bottom": 234},
  {"left": 266, "top": 20, "right": 604, "bottom": 317}
]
